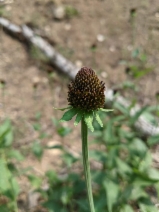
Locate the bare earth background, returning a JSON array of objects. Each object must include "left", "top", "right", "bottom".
[{"left": 0, "top": 0, "right": 159, "bottom": 211}]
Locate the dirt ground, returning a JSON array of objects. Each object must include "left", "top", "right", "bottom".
[{"left": 0, "top": 0, "right": 159, "bottom": 211}]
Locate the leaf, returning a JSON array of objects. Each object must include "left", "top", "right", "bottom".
[
  {"left": 132, "top": 48, "right": 140, "bottom": 58},
  {"left": 99, "top": 108, "right": 113, "bottom": 112},
  {"left": 116, "top": 157, "right": 132, "bottom": 174},
  {"left": 33, "top": 123, "right": 41, "bottom": 131},
  {"left": 89, "top": 150, "right": 107, "bottom": 162},
  {"left": 45, "top": 144, "right": 63, "bottom": 150},
  {"left": 27, "top": 175, "right": 42, "bottom": 188},
  {"left": 0, "top": 158, "right": 11, "bottom": 193},
  {"left": 129, "top": 138, "right": 147, "bottom": 157},
  {"left": 0, "top": 120, "right": 13, "bottom": 147},
  {"left": 130, "top": 186, "right": 148, "bottom": 200},
  {"left": 60, "top": 108, "right": 78, "bottom": 122},
  {"left": 103, "top": 120, "right": 114, "bottom": 143},
  {"left": 57, "top": 126, "right": 72, "bottom": 137},
  {"left": 139, "top": 198, "right": 158, "bottom": 212},
  {"left": 84, "top": 112, "right": 94, "bottom": 132},
  {"left": 62, "top": 152, "right": 78, "bottom": 167},
  {"left": 0, "top": 205, "right": 8, "bottom": 212},
  {"left": 53, "top": 106, "right": 72, "bottom": 111},
  {"left": 32, "top": 141, "right": 43, "bottom": 160},
  {"left": 103, "top": 179, "right": 119, "bottom": 212},
  {"left": 147, "top": 135, "right": 159, "bottom": 146},
  {"left": 74, "top": 111, "right": 83, "bottom": 126},
  {"left": 7, "top": 150, "right": 24, "bottom": 161},
  {"left": 147, "top": 168, "right": 159, "bottom": 181},
  {"left": 35, "top": 111, "right": 41, "bottom": 120},
  {"left": 10, "top": 177, "right": 20, "bottom": 197},
  {"left": 95, "top": 112, "right": 103, "bottom": 127},
  {"left": 114, "top": 102, "right": 129, "bottom": 115},
  {"left": 130, "top": 105, "right": 149, "bottom": 125},
  {"left": 120, "top": 205, "right": 134, "bottom": 212},
  {"left": 138, "top": 152, "right": 152, "bottom": 172},
  {"left": 46, "top": 170, "right": 58, "bottom": 182}
]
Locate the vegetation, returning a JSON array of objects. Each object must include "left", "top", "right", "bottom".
[
  {"left": 0, "top": 90, "right": 159, "bottom": 212},
  {"left": 0, "top": 1, "right": 159, "bottom": 212}
]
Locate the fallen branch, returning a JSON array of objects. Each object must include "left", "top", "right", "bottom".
[{"left": 0, "top": 17, "right": 159, "bottom": 136}]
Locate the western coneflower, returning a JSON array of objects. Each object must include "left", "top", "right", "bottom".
[
  {"left": 54, "top": 67, "right": 113, "bottom": 212},
  {"left": 68, "top": 67, "right": 105, "bottom": 111}
]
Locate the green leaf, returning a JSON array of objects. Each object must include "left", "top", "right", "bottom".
[
  {"left": 10, "top": 177, "right": 20, "bottom": 197},
  {"left": 130, "top": 186, "right": 148, "bottom": 200},
  {"left": 103, "top": 179, "right": 119, "bottom": 212},
  {"left": 32, "top": 141, "right": 43, "bottom": 160},
  {"left": 33, "top": 123, "right": 41, "bottom": 131},
  {"left": 0, "top": 205, "right": 9, "bottom": 212},
  {"left": 120, "top": 205, "right": 134, "bottom": 212},
  {"left": 27, "top": 175, "right": 42, "bottom": 188},
  {"left": 95, "top": 112, "right": 103, "bottom": 127},
  {"left": 130, "top": 105, "right": 149, "bottom": 125},
  {"left": 57, "top": 126, "right": 71, "bottom": 137},
  {"left": 130, "top": 66, "right": 153, "bottom": 79},
  {"left": 7, "top": 150, "right": 24, "bottom": 161},
  {"left": 60, "top": 108, "right": 78, "bottom": 122},
  {"left": 53, "top": 106, "right": 72, "bottom": 111},
  {"left": 0, "top": 158, "right": 11, "bottom": 193},
  {"left": 132, "top": 48, "right": 140, "bottom": 58},
  {"left": 89, "top": 150, "right": 107, "bottom": 162},
  {"left": 129, "top": 138, "right": 147, "bottom": 157},
  {"left": 0, "top": 120, "right": 13, "bottom": 147},
  {"left": 138, "top": 152, "right": 152, "bottom": 172},
  {"left": 147, "top": 168, "right": 159, "bottom": 181},
  {"left": 139, "top": 199, "right": 158, "bottom": 212},
  {"left": 74, "top": 111, "right": 83, "bottom": 126},
  {"left": 45, "top": 144, "right": 63, "bottom": 150},
  {"left": 103, "top": 120, "right": 114, "bottom": 143},
  {"left": 84, "top": 112, "right": 94, "bottom": 132},
  {"left": 35, "top": 111, "right": 41, "bottom": 120},
  {"left": 116, "top": 157, "right": 132, "bottom": 174},
  {"left": 114, "top": 102, "right": 129, "bottom": 115},
  {"left": 99, "top": 108, "right": 113, "bottom": 112},
  {"left": 147, "top": 135, "right": 159, "bottom": 146},
  {"left": 62, "top": 152, "right": 78, "bottom": 167}
]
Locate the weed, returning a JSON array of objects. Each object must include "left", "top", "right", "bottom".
[
  {"left": 0, "top": 120, "right": 23, "bottom": 212},
  {"left": 65, "top": 6, "right": 79, "bottom": 19}
]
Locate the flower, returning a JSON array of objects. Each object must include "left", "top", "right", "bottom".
[
  {"left": 54, "top": 67, "right": 113, "bottom": 132},
  {"left": 67, "top": 67, "right": 105, "bottom": 112}
]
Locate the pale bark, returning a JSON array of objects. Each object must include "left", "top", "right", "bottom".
[{"left": 0, "top": 17, "right": 158, "bottom": 136}]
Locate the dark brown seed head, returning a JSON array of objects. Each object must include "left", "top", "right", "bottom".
[{"left": 67, "top": 67, "right": 105, "bottom": 111}]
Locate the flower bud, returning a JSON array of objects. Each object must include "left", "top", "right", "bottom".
[{"left": 68, "top": 67, "right": 105, "bottom": 111}]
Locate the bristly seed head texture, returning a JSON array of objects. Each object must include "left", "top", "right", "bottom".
[{"left": 68, "top": 67, "right": 105, "bottom": 112}]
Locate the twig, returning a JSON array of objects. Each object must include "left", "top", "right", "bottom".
[{"left": 0, "top": 17, "right": 159, "bottom": 136}]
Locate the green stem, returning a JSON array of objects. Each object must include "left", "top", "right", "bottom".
[{"left": 81, "top": 117, "right": 95, "bottom": 212}]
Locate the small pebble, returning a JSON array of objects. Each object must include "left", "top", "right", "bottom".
[
  {"left": 28, "top": 191, "right": 40, "bottom": 209},
  {"left": 97, "top": 34, "right": 105, "bottom": 42},
  {"left": 75, "top": 60, "right": 83, "bottom": 68},
  {"left": 127, "top": 45, "right": 133, "bottom": 51},
  {"left": 155, "top": 12, "right": 159, "bottom": 18},
  {"left": 42, "top": 77, "right": 48, "bottom": 84},
  {"left": 64, "top": 23, "right": 71, "bottom": 31},
  {"left": 6, "top": 5, "right": 12, "bottom": 11},
  {"left": 109, "top": 46, "right": 116, "bottom": 52},
  {"left": 53, "top": 6, "right": 65, "bottom": 20},
  {"left": 32, "top": 77, "right": 40, "bottom": 88},
  {"left": 101, "top": 71, "right": 107, "bottom": 78},
  {"left": 44, "top": 26, "right": 51, "bottom": 32}
]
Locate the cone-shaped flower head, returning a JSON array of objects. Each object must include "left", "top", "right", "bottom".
[{"left": 68, "top": 67, "right": 105, "bottom": 112}]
